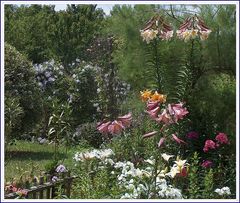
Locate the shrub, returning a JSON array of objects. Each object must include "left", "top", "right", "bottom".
[
  {"left": 4, "top": 97, "right": 23, "bottom": 146},
  {"left": 5, "top": 43, "right": 43, "bottom": 138},
  {"left": 73, "top": 122, "right": 103, "bottom": 148}
]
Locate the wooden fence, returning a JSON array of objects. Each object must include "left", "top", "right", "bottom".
[{"left": 5, "top": 171, "right": 76, "bottom": 199}]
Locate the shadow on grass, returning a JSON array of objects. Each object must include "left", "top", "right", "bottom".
[{"left": 5, "top": 150, "right": 67, "bottom": 161}]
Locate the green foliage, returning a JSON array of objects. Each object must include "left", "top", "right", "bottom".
[
  {"left": 203, "top": 168, "right": 214, "bottom": 198},
  {"left": 4, "top": 97, "right": 23, "bottom": 146},
  {"left": 5, "top": 43, "right": 43, "bottom": 138},
  {"left": 188, "top": 73, "right": 236, "bottom": 138},
  {"left": 47, "top": 100, "right": 73, "bottom": 160},
  {"left": 187, "top": 152, "right": 201, "bottom": 198},
  {"left": 5, "top": 4, "right": 104, "bottom": 65},
  {"left": 74, "top": 122, "right": 103, "bottom": 148}
]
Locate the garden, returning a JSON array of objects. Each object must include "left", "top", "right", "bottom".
[{"left": 3, "top": 3, "right": 237, "bottom": 200}]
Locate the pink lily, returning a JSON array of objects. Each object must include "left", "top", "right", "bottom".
[
  {"left": 172, "top": 134, "right": 187, "bottom": 145},
  {"left": 147, "top": 106, "right": 160, "bottom": 119},
  {"left": 158, "top": 137, "right": 165, "bottom": 148},
  {"left": 97, "top": 121, "right": 111, "bottom": 134},
  {"left": 156, "top": 109, "right": 173, "bottom": 124},
  {"left": 117, "top": 113, "right": 132, "bottom": 128},
  {"left": 143, "top": 131, "right": 158, "bottom": 139},
  {"left": 147, "top": 101, "right": 159, "bottom": 111},
  {"left": 108, "top": 120, "right": 125, "bottom": 135}
]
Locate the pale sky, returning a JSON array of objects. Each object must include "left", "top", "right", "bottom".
[{"left": 54, "top": 4, "right": 114, "bottom": 15}]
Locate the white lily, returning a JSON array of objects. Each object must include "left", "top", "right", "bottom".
[{"left": 161, "top": 153, "right": 174, "bottom": 162}]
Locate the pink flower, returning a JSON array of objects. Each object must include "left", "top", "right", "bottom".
[
  {"left": 201, "top": 160, "right": 213, "bottom": 168},
  {"left": 143, "top": 131, "right": 158, "bottom": 139},
  {"left": 158, "top": 137, "right": 165, "bottom": 148},
  {"left": 172, "top": 134, "right": 187, "bottom": 145},
  {"left": 156, "top": 109, "right": 173, "bottom": 124},
  {"left": 186, "top": 131, "right": 199, "bottom": 139},
  {"left": 168, "top": 103, "right": 189, "bottom": 122},
  {"left": 117, "top": 113, "right": 132, "bottom": 128},
  {"left": 108, "top": 120, "right": 125, "bottom": 135},
  {"left": 97, "top": 121, "right": 111, "bottom": 134},
  {"left": 147, "top": 101, "right": 159, "bottom": 111},
  {"left": 215, "top": 133, "right": 229, "bottom": 145},
  {"left": 203, "top": 140, "right": 216, "bottom": 152},
  {"left": 147, "top": 106, "right": 160, "bottom": 119}
]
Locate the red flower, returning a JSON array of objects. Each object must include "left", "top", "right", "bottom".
[
  {"left": 215, "top": 133, "right": 229, "bottom": 145},
  {"left": 201, "top": 160, "right": 213, "bottom": 168},
  {"left": 186, "top": 131, "right": 199, "bottom": 139},
  {"left": 177, "top": 167, "right": 188, "bottom": 177},
  {"left": 203, "top": 139, "right": 216, "bottom": 152}
]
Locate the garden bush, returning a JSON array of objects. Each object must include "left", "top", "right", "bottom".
[{"left": 5, "top": 43, "right": 43, "bottom": 139}]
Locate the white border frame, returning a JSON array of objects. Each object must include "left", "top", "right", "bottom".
[{"left": 1, "top": 1, "right": 239, "bottom": 202}]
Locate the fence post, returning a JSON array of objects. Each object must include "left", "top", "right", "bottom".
[
  {"left": 32, "top": 177, "right": 38, "bottom": 199},
  {"left": 25, "top": 180, "right": 30, "bottom": 199},
  {"left": 46, "top": 174, "right": 51, "bottom": 199},
  {"left": 66, "top": 171, "right": 72, "bottom": 198},
  {"left": 39, "top": 176, "right": 44, "bottom": 199}
]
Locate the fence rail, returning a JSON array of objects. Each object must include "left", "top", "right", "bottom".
[{"left": 5, "top": 171, "right": 76, "bottom": 199}]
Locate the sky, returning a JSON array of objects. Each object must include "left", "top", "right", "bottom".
[{"left": 54, "top": 4, "right": 114, "bottom": 15}]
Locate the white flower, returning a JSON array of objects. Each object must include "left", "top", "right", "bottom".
[
  {"left": 222, "top": 187, "right": 231, "bottom": 195},
  {"left": 199, "top": 30, "right": 212, "bottom": 41},
  {"left": 161, "top": 153, "right": 174, "bottom": 162},
  {"left": 145, "top": 159, "right": 155, "bottom": 165},
  {"left": 174, "top": 158, "right": 187, "bottom": 170},
  {"left": 166, "top": 166, "right": 180, "bottom": 178},
  {"left": 141, "top": 170, "right": 151, "bottom": 177},
  {"left": 97, "top": 88, "right": 101, "bottom": 93},
  {"left": 140, "top": 29, "right": 158, "bottom": 44},
  {"left": 215, "top": 187, "right": 231, "bottom": 196},
  {"left": 104, "top": 158, "right": 114, "bottom": 165}
]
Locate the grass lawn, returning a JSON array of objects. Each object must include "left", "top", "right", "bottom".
[{"left": 4, "top": 140, "right": 89, "bottom": 182}]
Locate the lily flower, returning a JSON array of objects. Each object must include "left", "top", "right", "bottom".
[
  {"left": 177, "top": 15, "right": 211, "bottom": 41},
  {"left": 140, "top": 89, "right": 152, "bottom": 102},
  {"left": 147, "top": 106, "right": 160, "bottom": 119},
  {"left": 161, "top": 153, "right": 174, "bottom": 162},
  {"left": 174, "top": 158, "right": 187, "bottom": 170},
  {"left": 166, "top": 166, "right": 180, "bottom": 178},
  {"left": 117, "top": 113, "right": 132, "bottom": 128},
  {"left": 140, "top": 15, "right": 173, "bottom": 43},
  {"left": 150, "top": 91, "right": 167, "bottom": 103},
  {"left": 156, "top": 109, "right": 173, "bottom": 124},
  {"left": 108, "top": 120, "right": 125, "bottom": 135},
  {"left": 158, "top": 137, "right": 165, "bottom": 148},
  {"left": 172, "top": 134, "right": 187, "bottom": 145},
  {"left": 146, "top": 100, "right": 159, "bottom": 111},
  {"left": 143, "top": 131, "right": 158, "bottom": 139},
  {"left": 97, "top": 121, "right": 111, "bottom": 134},
  {"left": 168, "top": 103, "right": 189, "bottom": 122}
]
